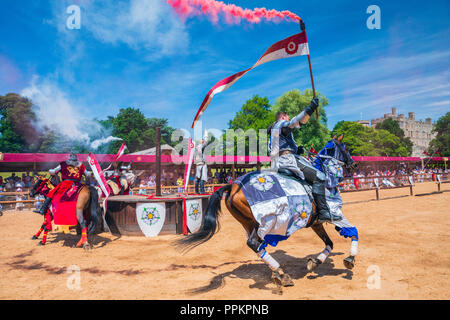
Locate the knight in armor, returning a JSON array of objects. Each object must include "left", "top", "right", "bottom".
[
  {"left": 35, "top": 153, "right": 90, "bottom": 216},
  {"left": 193, "top": 130, "right": 209, "bottom": 194},
  {"left": 267, "top": 98, "right": 341, "bottom": 223}
]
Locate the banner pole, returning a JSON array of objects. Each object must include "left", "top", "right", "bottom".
[{"left": 299, "top": 19, "right": 318, "bottom": 119}]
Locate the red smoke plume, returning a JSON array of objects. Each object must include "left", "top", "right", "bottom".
[{"left": 167, "top": 0, "right": 300, "bottom": 24}]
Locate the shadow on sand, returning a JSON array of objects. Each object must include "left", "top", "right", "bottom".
[
  {"left": 44, "top": 231, "right": 119, "bottom": 249},
  {"left": 186, "top": 250, "right": 353, "bottom": 295}
]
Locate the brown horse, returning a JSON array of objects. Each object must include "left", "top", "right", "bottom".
[
  {"left": 29, "top": 176, "right": 99, "bottom": 249},
  {"left": 175, "top": 138, "right": 358, "bottom": 288}
]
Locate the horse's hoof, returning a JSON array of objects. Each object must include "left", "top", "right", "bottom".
[
  {"left": 83, "top": 243, "right": 91, "bottom": 251},
  {"left": 281, "top": 273, "right": 294, "bottom": 287},
  {"left": 343, "top": 256, "right": 355, "bottom": 270},
  {"left": 32, "top": 235, "right": 38, "bottom": 240},
  {"left": 38, "top": 242, "right": 45, "bottom": 246},
  {"left": 307, "top": 258, "right": 321, "bottom": 272},
  {"left": 271, "top": 270, "right": 283, "bottom": 286}
]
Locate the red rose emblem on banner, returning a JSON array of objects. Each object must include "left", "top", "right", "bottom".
[{"left": 285, "top": 41, "right": 298, "bottom": 55}]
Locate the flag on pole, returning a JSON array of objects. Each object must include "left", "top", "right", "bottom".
[
  {"left": 184, "top": 138, "right": 195, "bottom": 192},
  {"left": 192, "top": 31, "right": 309, "bottom": 128}
]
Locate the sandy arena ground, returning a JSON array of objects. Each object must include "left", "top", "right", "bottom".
[{"left": 0, "top": 181, "right": 449, "bottom": 300}]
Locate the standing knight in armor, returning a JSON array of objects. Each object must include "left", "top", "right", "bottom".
[
  {"left": 193, "top": 130, "right": 209, "bottom": 194},
  {"left": 267, "top": 98, "right": 341, "bottom": 222}
]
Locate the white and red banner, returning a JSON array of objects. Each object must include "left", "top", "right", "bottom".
[
  {"left": 192, "top": 31, "right": 309, "bottom": 128},
  {"left": 88, "top": 152, "right": 112, "bottom": 231},
  {"left": 184, "top": 137, "right": 195, "bottom": 192}
]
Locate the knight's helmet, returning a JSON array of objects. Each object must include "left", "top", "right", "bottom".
[{"left": 66, "top": 153, "right": 79, "bottom": 167}]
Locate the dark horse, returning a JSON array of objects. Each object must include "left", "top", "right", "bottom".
[
  {"left": 29, "top": 176, "right": 99, "bottom": 249},
  {"left": 175, "top": 134, "right": 359, "bottom": 287}
]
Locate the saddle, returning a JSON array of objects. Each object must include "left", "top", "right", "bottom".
[{"left": 276, "top": 168, "right": 318, "bottom": 228}]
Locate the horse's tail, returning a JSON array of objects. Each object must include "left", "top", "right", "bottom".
[{"left": 174, "top": 184, "right": 232, "bottom": 253}]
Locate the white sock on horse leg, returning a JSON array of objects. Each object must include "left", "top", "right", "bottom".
[
  {"left": 258, "top": 250, "right": 280, "bottom": 271},
  {"left": 350, "top": 239, "right": 358, "bottom": 256},
  {"left": 317, "top": 245, "right": 332, "bottom": 263}
]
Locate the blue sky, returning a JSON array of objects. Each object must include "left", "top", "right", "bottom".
[{"left": 1, "top": 0, "right": 449, "bottom": 138}]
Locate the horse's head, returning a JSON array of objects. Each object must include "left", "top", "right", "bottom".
[
  {"left": 29, "top": 176, "right": 48, "bottom": 197},
  {"left": 322, "top": 134, "right": 357, "bottom": 171}
]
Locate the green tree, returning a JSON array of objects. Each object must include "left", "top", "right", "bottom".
[
  {"left": 225, "top": 95, "right": 273, "bottom": 156},
  {"left": 272, "top": 89, "right": 330, "bottom": 150},
  {"left": 0, "top": 93, "right": 40, "bottom": 152},
  {"left": 222, "top": 95, "right": 270, "bottom": 156},
  {"left": 228, "top": 95, "right": 273, "bottom": 130},
  {"left": 147, "top": 117, "right": 175, "bottom": 147},
  {"left": 332, "top": 121, "right": 410, "bottom": 156},
  {"left": 106, "top": 107, "right": 175, "bottom": 153},
  {"left": 428, "top": 112, "right": 450, "bottom": 156},
  {"left": 375, "top": 118, "right": 413, "bottom": 156}
]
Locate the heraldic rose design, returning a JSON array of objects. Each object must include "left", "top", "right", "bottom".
[
  {"left": 188, "top": 202, "right": 201, "bottom": 221},
  {"left": 249, "top": 174, "right": 275, "bottom": 192},
  {"left": 141, "top": 207, "right": 160, "bottom": 226}
]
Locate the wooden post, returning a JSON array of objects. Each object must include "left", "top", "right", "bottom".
[
  {"left": 256, "top": 161, "right": 261, "bottom": 172},
  {"left": 155, "top": 127, "right": 162, "bottom": 196},
  {"left": 375, "top": 187, "right": 380, "bottom": 200}
]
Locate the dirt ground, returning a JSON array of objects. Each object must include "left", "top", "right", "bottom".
[{"left": 1, "top": 181, "right": 449, "bottom": 300}]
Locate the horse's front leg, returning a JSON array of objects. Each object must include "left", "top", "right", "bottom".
[
  {"left": 308, "top": 223, "right": 333, "bottom": 271},
  {"left": 32, "top": 224, "right": 45, "bottom": 240},
  {"left": 334, "top": 225, "right": 358, "bottom": 269},
  {"left": 39, "top": 227, "right": 50, "bottom": 246}
]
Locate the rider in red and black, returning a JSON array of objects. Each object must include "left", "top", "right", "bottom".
[{"left": 37, "top": 153, "right": 89, "bottom": 216}]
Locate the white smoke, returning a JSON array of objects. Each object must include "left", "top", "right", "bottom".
[
  {"left": 90, "top": 136, "right": 123, "bottom": 150},
  {"left": 21, "top": 77, "right": 120, "bottom": 151}
]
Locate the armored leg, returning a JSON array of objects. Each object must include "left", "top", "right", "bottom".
[
  {"left": 199, "top": 180, "right": 205, "bottom": 194},
  {"left": 296, "top": 157, "right": 342, "bottom": 222}
]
